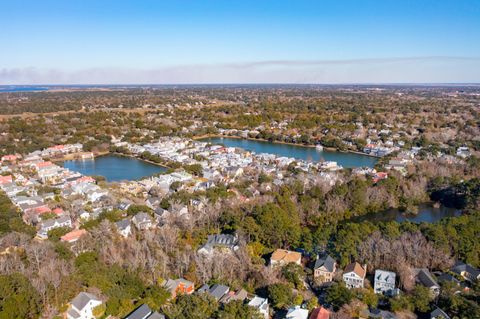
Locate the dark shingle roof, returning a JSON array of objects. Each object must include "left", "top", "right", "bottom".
[
  {"left": 115, "top": 218, "right": 131, "bottom": 230},
  {"left": 208, "top": 284, "right": 230, "bottom": 300},
  {"left": 124, "top": 304, "right": 152, "bottom": 319},
  {"left": 314, "top": 254, "right": 335, "bottom": 272},
  {"left": 417, "top": 269, "right": 439, "bottom": 289},
  {"left": 431, "top": 307, "right": 450, "bottom": 319},
  {"left": 452, "top": 261, "right": 480, "bottom": 278}
]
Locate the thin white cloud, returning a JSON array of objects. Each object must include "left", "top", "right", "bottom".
[{"left": 1, "top": 56, "right": 480, "bottom": 84}]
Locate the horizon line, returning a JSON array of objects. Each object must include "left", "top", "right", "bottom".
[{"left": 2, "top": 82, "right": 480, "bottom": 87}]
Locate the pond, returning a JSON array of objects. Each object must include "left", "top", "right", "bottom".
[
  {"left": 62, "top": 155, "right": 167, "bottom": 182},
  {"left": 199, "top": 137, "right": 378, "bottom": 168},
  {"left": 350, "top": 204, "right": 462, "bottom": 224}
]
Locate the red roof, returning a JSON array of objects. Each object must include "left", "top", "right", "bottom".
[
  {"left": 49, "top": 145, "right": 65, "bottom": 150},
  {"left": 60, "top": 229, "right": 87, "bottom": 242},
  {"left": 1, "top": 155, "right": 17, "bottom": 162},
  {"left": 0, "top": 175, "right": 13, "bottom": 184},
  {"left": 372, "top": 172, "right": 388, "bottom": 183},
  {"left": 35, "top": 161, "right": 54, "bottom": 168},
  {"left": 76, "top": 176, "right": 96, "bottom": 183},
  {"left": 309, "top": 307, "right": 330, "bottom": 319},
  {"left": 52, "top": 208, "right": 65, "bottom": 215},
  {"left": 35, "top": 206, "right": 52, "bottom": 215}
]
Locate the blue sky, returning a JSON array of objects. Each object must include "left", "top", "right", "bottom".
[{"left": 1, "top": 0, "right": 479, "bottom": 84}]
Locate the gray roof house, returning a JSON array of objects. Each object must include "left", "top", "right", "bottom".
[
  {"left": 437, "top": 273, "right": 461, "bottom": 286},
  {"left": 115, "top": 219, "right": 132, "bottom": 238},
  {"left": 37, "top": 215, "right": 72, "bottom": 239},
  {"left": 313, "top": 253, "right": 336, "bottom": 283},
  {"left": 451, "top": 261, "right": 480, "bottom": 282},
  {"left": 415, "top": 268, "right": 440, "bottom": 295},
  {"left": 220, "top": 288, "right": 248, "bottom": 303},
  {"left": 374, "top": 270, "right": 396, "bottom": 296},
  {"left": 430, "top": 307, "right": 451, "bottom": 319},
  {"left": 132, "top": 212, "right": 155, "bottom": 230},
  {"left": 359, "top": 308, "right": 397, "bottom": 319},
  {"left": 314, "top": 254, "right": 336, "bottom": 272},
  {"left": 146, "top": 197, "right": 162, "bottom": 209},
  {"left": 248, "top": 296, "right": 270, "bottom": 319},
  {"left": 198, "top": 233, "right": 239, "bottom": 255},
  {"left": 67, "top": 292, "right": 102, "bottom": 319},
  {"left": 199, "top": 284, "right": 230, "bottom": 300},
  {"left": 124, "top": 304, "right": 165, "bottom": 319}
]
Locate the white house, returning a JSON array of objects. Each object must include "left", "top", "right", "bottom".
[
  {"left": 374, "top": 270, "right": 396, "bottom": 295},
  {"left": 343, "top": 262, "right": 366, "bottom": 289},
  {"left": 132, "top": 212, "right": 155, "bottom": 230},
  {"left": 67, "top": 292, "right": 102, "bottom": 319},
  {"left": 197, "top": 233, "right": 239, "bottom": 255},
  {"left": 286, "top": 306, "right": 308, "bottom": 319},
  {"left": 248, "top": 296, "right": 270, "bottom": 319},
  {"left": 115, "top": 219, "right": 132, "bottom": 237},
  {"left": 37, "top": 216, "right": 72, "bottom": 239}
]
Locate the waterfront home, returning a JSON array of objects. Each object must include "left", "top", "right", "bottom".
[
  {"left": 363, "top": 144, "right": 393, "bottom": 157},
  {"left": 313, "top": 253, "right": 336, "bottom": 283},
  {"left": 115, "top": 219, "right": 132, "bottom": 238},
  {"left": 451, "top": 261, "right": 480, "bottom": 282},
  {"left": 43, "top": 143, "right": 83, "bottom": 157},
  {"left": 415, "top": 268, "right": 440, "bottom": 296},
  {"left": 248, "top": 296, "right": 270, "bottom": 319},
  {"left": 374, "top": 270, "right": 396, "bottom": 296},
  {"left": 343, "top": 262, "right": 367, "bottom": 289},
  {"left": 270, "top": 249, "right": 302, "bottom": 267},
  {"left": 66, "top": 292, "right": 102, "bottom": 319},
  {"left": 286, "top": 306, "right": 309, "bottom": 319},
  {"left": 309, "top": 307, "right": 330, "bottom": 319},
  {"left": 163, "top": 278, "right": 194, "bottom": 299},
  {"left": 132, "top": 212, "right": 155, "bottom": 230},
  {"left": 198, "top": 233, "right": 239, "bottom": 255},
  {"left": 320, "top": 161, "right": 341, "bottom": 171},
  {"left": 124, "top": 304, "right": 165, "bottom": 319}
]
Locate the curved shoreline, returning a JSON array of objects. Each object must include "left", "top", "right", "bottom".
[
  {"left": 193, "top": 134, "right": 380, "bottom": 158},
  {"left": 58, "top": 151, "right": 171, "bottom": 170},
  {"left": 110, "top": 152, "right": 171, "bottom": 169}
]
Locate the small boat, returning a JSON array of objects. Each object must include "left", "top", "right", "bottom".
[{"left": 315, "top": 144, "right": 323, "bottom": 151}]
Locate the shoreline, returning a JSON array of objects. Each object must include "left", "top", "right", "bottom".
[
  {"left": 50, "top": 151, "right": 109, "bottom": 163},
  {"left": 193, "top": 134, "right": 380, "bottom": 158},
  {"left": 111, "top": 152, "right": 171, "bottom": 169},
  {"left": 55, "top": 151, "right": 171, "bottom": 170}
]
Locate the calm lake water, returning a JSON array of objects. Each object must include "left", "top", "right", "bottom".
[
  {"left": 351, "top": 204, "right": 462, "bottom": 224},
  {"left": 62, "top": 155, "right": 166, "bottom": 182},
  {"left": 200, "top": 137, "right": 378, "bottom": 168}
]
